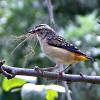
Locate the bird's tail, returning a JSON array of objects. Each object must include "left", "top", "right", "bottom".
[
  {"left": 77, "top": 54, "right": 95, "bottom": 62},
  {"left": 86, "top": 56, "right": 95, "bottom": 62}
]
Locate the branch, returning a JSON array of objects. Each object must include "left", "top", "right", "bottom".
[
  {"left": 46, "top": 0, "right": 55, "bottom": 29},
  {"left": 0, "top": 61, "right": 100, "bottom": 84}
]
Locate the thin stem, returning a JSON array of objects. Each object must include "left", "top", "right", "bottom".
[
  {"left": 60, "top": 64, "right": 72, "bottom": 100},
  {"left": 46, "top": 0, "right": 55, "bottom": 29},
  {"left": 63, "top": 81, "right": 72, "bottom": 100}
]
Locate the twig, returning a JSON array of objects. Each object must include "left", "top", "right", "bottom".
[
  {"left": 97, "top": 21, "right": 100, "bottom": 24},
  {"left": 97, "top": 21, "right": 100, "bottom": 36},
  {"left": 63, "top": 81, "right": 72, "bottom": 100},
  {"left": 60, "top": 64, "right": 72, "bottom": 100},
  {"left": 46, "top": 0, "right": 55, "bottom": 29},
  {"left": 96, "top": 34, "right": 100, "bottom": 36}
]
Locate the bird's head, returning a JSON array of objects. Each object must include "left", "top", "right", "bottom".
[{"left": 28, "top": 24, "right": 55, "bottom": 40}]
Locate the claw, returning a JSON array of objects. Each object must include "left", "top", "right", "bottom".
[
  {"left": 58, "top": 71, "right": 63, "bottom": 76},
  {"left": 80, "top": 72, "right": 85, "bottom": 79},
  {"left": 34, "top": 66, "right": 40, "bottom": 71},
  {"left": 34, "top": 66, "right": 45, "bottom": 75}
]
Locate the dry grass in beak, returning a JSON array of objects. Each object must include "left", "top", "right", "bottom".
[
  {"left": 11, "top": 34, "right": 30, "bottom": 55},
  {"left": 23, "top": 35, "right": 38, "bottom": 67},
  {"left": 10, "top": 33, "right": 38, "bottom": 67},
  {"left": 11, "top": 33, "right": 37, "bottom": 57},
  {"left": 15, "top": 34, "right": 28, "bottom": 41}
]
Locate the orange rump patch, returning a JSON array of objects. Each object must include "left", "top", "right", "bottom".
[{"left": 73, "top": 53, "right": 89, "bottom": 61}]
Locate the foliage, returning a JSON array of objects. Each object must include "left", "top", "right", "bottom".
[
  {"left": 65, "top": 12, "right": 97, "bottom": 39},
  {"left": 21, "top": 83, "right": 64, "bottom": 100},
  {"left": 0, "top": 0, "right": 100, "bottom": 100},
  {"left": 2, "top": 77, "right": 26, "bottom": 91},
  {"left": 64, "top": 12, "right": 100, "bottom": 100},
  {"left": 46, "top": 89, "right": 58, "bottom": 100}
]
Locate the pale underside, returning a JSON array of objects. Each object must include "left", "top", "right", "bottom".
[{"left": 40, "top": 40, "right": 79, "bottom": 64}]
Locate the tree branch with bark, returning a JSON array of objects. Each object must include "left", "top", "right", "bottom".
[{"left": 0, "top": 61, "right": 100, "bottom": 84}]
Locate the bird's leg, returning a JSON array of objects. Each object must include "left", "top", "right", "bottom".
[
  {"left": 34, "top": 63, "right": 61, "bottom": 72},
  {"left": 59, "top": 64, "right": 72, "bottom": 75}
]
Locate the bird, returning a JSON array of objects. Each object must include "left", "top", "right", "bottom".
[{"left": 28, "top": 24, "right": 93, "bottom": 73}]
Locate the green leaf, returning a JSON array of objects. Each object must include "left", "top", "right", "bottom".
[
  {"left": 2, "top": 77, "right": 26, "bottom": 91},
  {"left": 46, "top": 89, "right": 58, "bottom": 100}
]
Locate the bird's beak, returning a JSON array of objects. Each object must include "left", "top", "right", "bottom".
[{"left": 28, "top": 29, "right": 36, "bottom": 35}]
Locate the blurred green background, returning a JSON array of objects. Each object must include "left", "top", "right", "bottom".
[{"left": 0, "top": 0, "right": 100, "bottom": 100}]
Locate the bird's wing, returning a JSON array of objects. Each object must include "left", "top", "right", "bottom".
[{"left": 47, "top": 35, "right": 86, "bottom": 56}]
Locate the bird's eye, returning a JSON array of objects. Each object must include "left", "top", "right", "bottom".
[{"left": 28, "top": 29, "right": 36, "bottom": 34}]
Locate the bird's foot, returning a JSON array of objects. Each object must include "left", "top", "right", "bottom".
[
  {"left": 34, "top": 66, "right": 45, "bottom": 75},
  {"left": 58, "top": 70, "right": 64, "bottom": 76},
  {"left": 58, "top": 64, "right": 72, "bottom": 75},
  {"left": 35, "top": 64, "right": 61, "bottom": 71}
]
